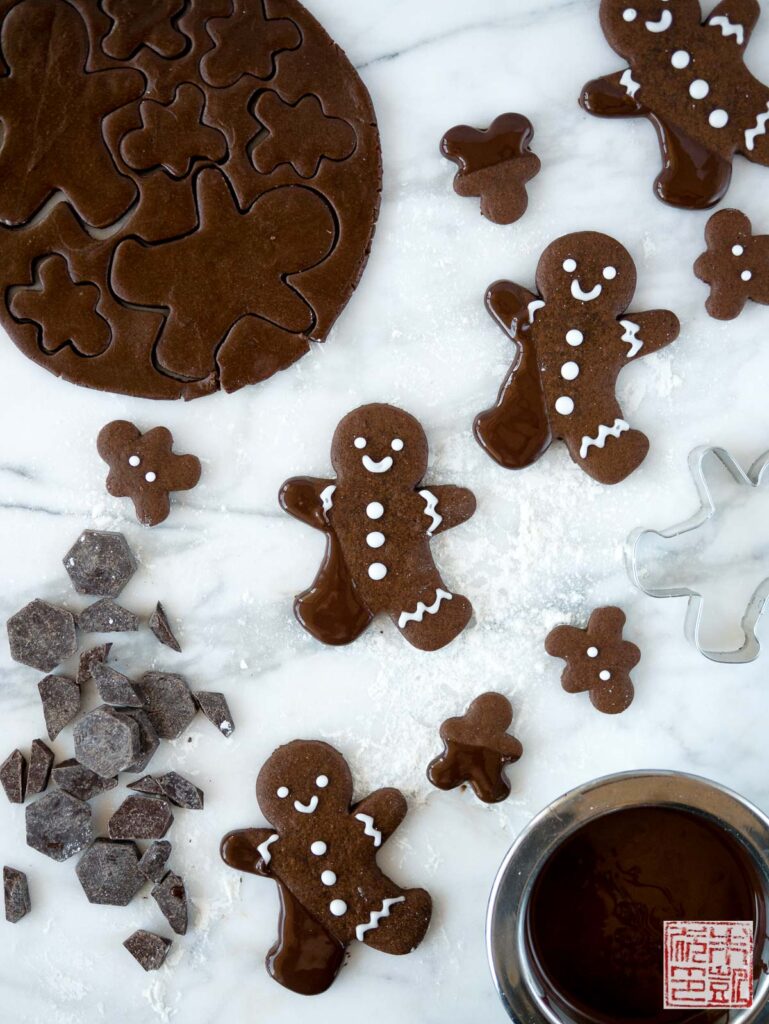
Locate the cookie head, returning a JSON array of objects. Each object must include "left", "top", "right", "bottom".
[
  {"left": 599, "top": 0, "right": 700, "bottom": 56},
  {"left": 256, "top": 740, "right": 353, "bottom": 828},
  {"left": 331, "top": 404, "right": 428, "bottom": 486},
  {"left": 536, "top": 232, "right": 636, "bottom": 315}
]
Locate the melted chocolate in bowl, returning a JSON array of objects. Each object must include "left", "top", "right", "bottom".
[{"left": 526, "top": 806, "right": 764, "bottom": 1024}]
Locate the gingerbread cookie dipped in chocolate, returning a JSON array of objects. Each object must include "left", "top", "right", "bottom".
[
  {"left": 475, "top": 232, "right": 679, "bottom": 485},
  {"left": 280, "top": 404, "right": 476, "bottom": 650},
  {"left": 581, "top": 0, "right": 769, "bottom": 209},
  {"left": 220, "top": 740, "right": 432, "bottom": 995}
]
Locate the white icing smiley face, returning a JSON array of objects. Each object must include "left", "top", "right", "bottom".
[
  {"left": 620, "top": 0, "right": 671, "bottom": 34},
  {"left": 561, "top": 257, "right": 617, "bottom": 302},
  {"left": 354, "top": 435, "right": 406, "bottom": 474},
  {"left": 276, "top": 774, "right": 331, "bottom": 814}
]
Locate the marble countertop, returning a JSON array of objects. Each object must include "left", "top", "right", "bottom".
[{"left": 3, "top": 0, "right": 769, "bottom": 1021}]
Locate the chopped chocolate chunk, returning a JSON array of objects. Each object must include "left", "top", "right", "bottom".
[
  {"left": 128, "top": 775, "right": 164, "bottom": 796},
  {"left": 0, "top": 749, "right": 26, "bottom": 803},
  {"left": 7, "top": 599, "right": 77, "bottom": 672},
  {"left": 91, "top": 662, "right": 142, "bottom": 707},
  {"left": 108, "top": 795, "right": 173, "bottom": 840},
  {"left": 63, "top": 530, "right": 137, "bottom": 598},
  {"left": 156, "top": 771, "right": 203, "bottom": 810},
  {"left": 4, "top": 867, "right": 30, "bottom": 923},
  {"left": 78, "top": 598, "right": 138, "bottom": 633},
  {"left": 138, "top": 840, "right": 172, "bottom": 882},
  {"left": 136, "top": 672, "right": 196, "bottom": 740},
  {"left": 26, "top": 791, "right": 93, "bottom": 861},
  {"left": 73, "top": 706, "right": 142, "bottom": 778},
  {"left": 38, "top": 674, "right": 80, "bottom": 741},
  {"left": 152, "top": 871, "right": 188, "bottom": 935},
  {"left": 193, "top": 691, "right": 234, "bottom": 737},
  {"left": 123, "top": 929, "right": 171, "bottom": 972},
  {"left": 148, "top": 602, "right": 181, "bottom": 653},
  {"left": 26, "top": 740, "right": 54, "bottom": 798},
  {"left": 77, "top": 644, "right": 112, "bottom": 685},
  {"left": 51, "top": 759, "right": 117, "bottom": 801},
  {"left": 121, "top": 708, "right": 159, "bottom": 773},
  {"left": 76, "top": 839, "right": 144, "bottom": 906}
]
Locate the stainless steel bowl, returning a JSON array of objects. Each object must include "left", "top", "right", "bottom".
[{"left": 487, "top": 770, "right": 769, "bottom": 1024}]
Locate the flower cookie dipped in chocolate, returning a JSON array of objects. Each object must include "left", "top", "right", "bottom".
[
  {"left": 475, "top": 232, "right": 679, "bottom": 485},
  {"left": 581, "top": 0, "right": 769, "bottom": 208},
  {"left": 280, "top": 404, "right": 476, "bottom": 650},
  {"left": 220, "top": 740, "right": 432, "bottom": 995}
]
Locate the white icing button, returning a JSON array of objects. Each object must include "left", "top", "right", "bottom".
[
  {"left": 599, "top": 670, "right": 612, "bottom": 681},
  {"left": 671, "top": 49, "right": 690, "bottom": 69},
  {"left": 709, "top": 109, "right": 729, "bottom": 128},
  {"left": 565, "top": 329, "right": 583, "bottom": 346},
  {"left": 368, "top": 562, "right": 387, "bottom": 580},
  {"left": 366, "top": 501, "right": 384, "bottom": 520},
  {"left": 310, "top": 841, "right": 327, "bottom": 856},
  {"left": 562, "top": 258, "right": 577, "bottom": 272},
  {"left": 555, "top": 396, "right": 574, "bottom": 415},
  {"left": 145, "top": 471, "right": 157, "bottom": 483},
  {"left": 586, "top": 647, "right": 599, "bottom": 658},
  {"left": 329, "top": 899, "right": 347, "bottom": 917},
  {"left": 128, "top": 455, "right": 141, "bottom": 467},
  {"left": 561, "top": 361, "right": 580, "bottom": 381},
  {"left": 742, "top": 270, "right": 753, "bottom": 281},
  {"left": 366, "top": 531, "right": 385, "bottom": 548},
  {"left": 354, "top": 437, "right": 366, "bottom": 449},
  {"left": 623, "top": 7, "right": 637, "bottom": 21},
  {"left": 277, "top": 786, "right": 289, "bottom": 798},
  {"left": 603, "top": 266, "right": 617, "bottom": 280},
  {"left": 321, "top": 870, "right": 337, "bottom": 886},
  {"left": 732, "top": 245, "right": 744, "bottom": 256},
  {"left": 315, "top": 775, "right": 329, "bottom": 788},
  {"left": 391, "top": 438, "right": 404, "bottom": 451},
  {"left": 689, "top": 79, "right": 709, "bottom": 100}
]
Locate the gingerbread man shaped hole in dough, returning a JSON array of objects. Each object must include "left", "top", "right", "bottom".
[
  {"left": 475, "top": 231, "right": 679, "bottom": 485},
  {"left": 280, "top": 403, "right": 476, "bottom": 650}
]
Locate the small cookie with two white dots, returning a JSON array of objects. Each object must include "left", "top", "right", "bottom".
[
  {"left": 544, "top": 606, "right": 640, "bottom": 714},
  {"left": 97, "top": 420, "right": 201, "bottom": 527},
  {"left": 694, "top": 208, "right": 769, "bottom": 319}
]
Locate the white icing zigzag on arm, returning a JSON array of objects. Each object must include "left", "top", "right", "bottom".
[
  {"left": 355, "top": 812, "right": 382, "bottom": 847},
  {"left": 398, "top": 589, "right": 453, "bottom": 629},
  {"left": 320, "top": 484, "right": 336, "bottom": 512},
  {"left": 745, "top": 103, "right": 769, "bottom": 151},
  {"left": 355, "top": 897, "right": 405, "bottom": 942},
  {"left": 580, "top": 419, "right": 630, "bottom": 459},
  {"left": 619, "top": 319, "right": 643, "bottom": 358},
  {"left": 257, "top": 833, "right": 278, "bottom": 864},
  {"left": 620, "top": 68, "right": 640, "bottom": 98},
  {"left": 708, "top": 15, "right": 744, "bottom": 45},
  {"left": 418, "top": 489, "right": 442, "bottom": 535}
]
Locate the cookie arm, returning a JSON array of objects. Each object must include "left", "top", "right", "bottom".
[
  {"left": 580, "top": 70, "right": 645, "bottom": 119},
  {"left": 485, "top": 280, "right": 539, "bottom": 341},
  {"left": 352, "top": 788, "right": 408, "bottom": 847},
  {"left": 706, "top": 0, "right": 760, "bottom": 50},
  {"left": 279, "top": 476, "right": 335, "bottom": 531},
  {"left": 220, "top": 827, "right": 276, "bottom": 877},
  {"left": 620, "top": 310, "right": 680, "bottom": 361},
  {"left": 419, "top": 485, "right": 476, "bottom": 535}
]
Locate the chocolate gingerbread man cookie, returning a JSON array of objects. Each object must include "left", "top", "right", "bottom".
[
  {"left": 427, "top": 693, "right": 523, "bottom": 803},
  {"left": 280, "top": 404, "right": 476, "bottom": 650},
  {"left": 581, "top": 0, "right": 769, "bottom": 208},
  {"left": 475, "top": 232, "right": 679, "bottom": 485},
  {"left": 694, "top": 208, "right": 769, "bottom": 319},
  {"left": 221, "top": 740, "right": 432, "bottom": 996}
]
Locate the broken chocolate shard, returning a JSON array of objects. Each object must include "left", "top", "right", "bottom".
[
  {"left": 51, "top": 759, "right": 117, "bottom": 801},
  {"left": 38, "top": 674, "right": 81, "bottom": 741},
  {"left": 78, "top": 598, "right": 138, "bottom": 633},
  {"left": 138, "top": 840, "right": 172, "bottom": 882},
  {"left": 152, "top": 871, "right": 188, "bottom": 935},
  {"left": 0, "top": 749, "right": 26, "bottom": 804},
  {"left": 26, "top": 790, "right": 93, "bottom": 862},
  {"left": 26, "top": 740, "right": 54, "bottom": 798},
  {"left": 123, "top": 929, "right": 171, "bottom": 972},
  {"left": 193, "top": 691, "right": 234, "bottom": 737},
  {"left": 7, "top": 599, "right": 77, "bottom": 673},
  {"left": 148, "top": 602, "right": 181, "bottom": 652},
  {"left": 156, "top": 771, "right": 203, "bottom": 810},
  {"left": 77, "top": 644, "right": 112, "bottom": 685},
  {"left": 76, "top": 838, "right": 144, "bottom": 906},
  {"left": 91, "top": 662, "right": 142, "bottom": 706},
  {"left": 3, "top": 867, "right": 30, "bottom": 923},
  {"left": 108, "top": 794, "right": 173, "bottom": 840},
  {"left": 63, "top": 530, "right": 137, "bottom": 598},
  {"left": 74, "top": 706, "right": 142, "bottom": 778},
  {"left": 121, "top": 708, "right": 159, "bottom": 774},
  {"left": 128, "top": 775, "right": 164, "bottom": 796},
  {"left": 136, "top": 672, "right": 196, "bottom": 739}
]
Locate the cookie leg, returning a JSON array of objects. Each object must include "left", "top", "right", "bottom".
[
  {"left": 564, "top": 414, "right": 649, "bottom": 485},
  {"left": 295, "top": 535, "right": 373, "bottom": 645},
  {"left": 359, "top": 887, "right": 432, "bottom": 955},
  {"left": 267, "top": 880, "right": 346, "bottom": 995},
  {"left": 394, "top": 582, "right": 472, "bottom": 652},
  {"left": 651, "top": 116, "right": 732, "bottom": 209}
]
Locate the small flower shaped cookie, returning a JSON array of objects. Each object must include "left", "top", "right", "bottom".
[
  {"left": 97, "top": 421, "right": 201, "bottom": 527},
  {"left": 694, "top": 208, "right": 769, "bottom": 320},
  {"left": 545, "top": 606, "right": 640, "bottom": 714}
]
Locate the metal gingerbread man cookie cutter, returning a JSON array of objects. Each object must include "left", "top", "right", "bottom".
[{"left": 626, "top": 445, "right": 769, "bottom": 664}]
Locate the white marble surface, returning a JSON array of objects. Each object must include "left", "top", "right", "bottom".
[{"left": 2, "top": 0, "right": 769, "bottom": 1021}]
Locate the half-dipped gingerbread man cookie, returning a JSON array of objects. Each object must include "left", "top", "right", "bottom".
[
  {"left": 694, "top": 208, "right": 769, "bottom": 319},
  {"left": 280, "top": 404, "right": 476, "bottom": 650},
  {"left": 475, "top": 232, "right": 679, "bottom": 485},
  {"left": 221, "top": 740, "right": 432, "bottom": 995},
  {"left": 581, "top": 0, "right": 769, "bottom": 208}
]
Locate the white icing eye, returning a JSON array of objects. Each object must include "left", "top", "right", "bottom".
[
  {"left": 128, "top": 455, "right": 141, "bottom": 467},
  {"left": 603, "top": 266, "right": 617, "bottom": 280},
  {"left": 671, "top": 50, "right": 690, "bottom": 69},
  {"left": 366, "top": 501, "right": 384, "bottom": 519},
  {"left": 566, "top": 329, "right": 584, "bottom": 346},
  {"left": 555, "top": 396, "right": 574, "bottom": 415},
  {"left": 321, "top": 870, "right": 337, "bottom": 886},
  {"left": 391, "top": 438, "right": 404, "bottom": 451},
  {"left": 354, "top": 437, "right": 366, "bottom": 449},
  {"left": 709, "top": 109, "right": 729, "bottom": 129},
  {"left": 316, "top": 775, "right": 329, "bottom": 788},
  {"left": 310, "top": 841, "right": 327, "bottom": 855},
  {"left": 329, "top": 899, "right": 347, "bottom": 916},
  {"left": 145, "top": 471, "right": 157, "bottom": 483},
  {"left": 586, "top": 647, "right": 599, "bottom": 658},
  {"left": 599, "top": 670, "right": 612, "bottom": 681},
  {"left": 732, "top": 245, "right": 744, "bottom": 256},
  {"left": 742, "top": 270, "right": 753, "bottom": 281},
  {"left": 368, "top": 562, "right": 387, "bottom": 580},
  {"left": 562, "top": 258, "right": 577, "bottom": 273},
  {"left": 277, "top": 786, "right": 289, "bottom": 798},
  {"left": 623, "top": 7, "right": 637, "bottom": 21},
  {"left": 561, "top": 361, "right": 580, "bottom": 381},
  {"left": 689, "top": 79, "right": 709, "bottom": 100}
]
